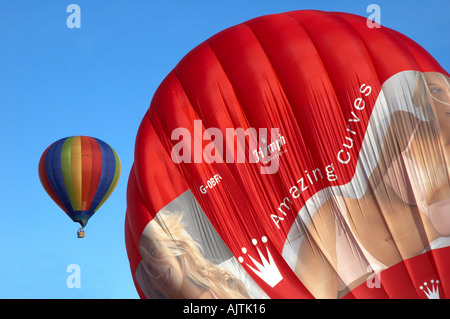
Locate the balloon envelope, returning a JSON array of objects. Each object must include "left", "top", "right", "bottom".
[
  {"left": 39, "top": 136, "right": 121, "bottom": 228},
  {"left": 126, "top": 10, "right": 450, "bottom": 299}
]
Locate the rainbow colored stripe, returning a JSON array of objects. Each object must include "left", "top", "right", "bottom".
[{"left": 39, "top": 136, "right": 121, "bottom": 227}]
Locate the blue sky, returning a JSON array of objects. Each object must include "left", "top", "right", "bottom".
[{"left": 0, "top": 0, "right": 448, "bottom": 299}]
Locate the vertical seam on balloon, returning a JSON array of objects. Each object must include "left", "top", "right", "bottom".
[
  {"left": 201, "top": 33, "right": 266, "bottom": 148},
  {"left": 86, "top": 137, "right": 101, "bottom": 212},
  {"left": 72, "top": 135, "right": 82, "bottom": 211},
  {"left": 283, "top": 11, "right": 344, "bottom": 109},
  {"left": 89, "top": 139, "right": 107, "bottom": 213},
  {"left": 242, "top": 15, "right": 323, "bottom": 175},
  {"left": 141, "top": 100, "right": 192, "bottom": 226},
  {"left": 46, "top": 138, "right": 73, "bottom": 214},
  {"left": 39, "top": 146, "right": 68, "bottom": 213},
  {"left": 95, "top": 147, "right": 121, "bottom": 212},
  {"left": 145, "top": 71, "right": 205, "bottom": 183},
  {"left": 61, "top": 137, "right": 76, "bottom": 212},
  {"left": 334, "top": 12, "right": 389, "bottom": 90},
  {"left": 80, "top": 136, "right": 92, "bottom": 211},
  {"left": 282, "top": 11, "right": 354, "bottom": 170},
  {"left": 90, "top": 139, "right": 115, "bottom": 214}
]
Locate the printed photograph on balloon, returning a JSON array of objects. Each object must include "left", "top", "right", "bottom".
[
  {"left": 125, "top": 10, "right": 450, "bottom": 299},
  {"left": 285, "top": 70, "right": 450, "bottom": 298},
  {"left": 134, "top": 191, "right": 268, "bottom": 299}
]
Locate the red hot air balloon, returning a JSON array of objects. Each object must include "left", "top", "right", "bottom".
[
  {"left": 125, "top": 10, "right": 450, "bottom": 299},
  {"left": 39, "top": 136, "right": 121, "bottom": 238}
]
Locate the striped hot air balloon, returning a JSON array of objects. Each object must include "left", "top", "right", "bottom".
[{"left": 39, "top": 136, "right": 121, "bottom": 237}]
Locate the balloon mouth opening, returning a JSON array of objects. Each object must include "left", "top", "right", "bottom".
[
  {"left": 70, "top": 210, "right": 92, "bottom": 228},
  {"left": 78, "top": 220, "right": 87, "bottom": 228}
]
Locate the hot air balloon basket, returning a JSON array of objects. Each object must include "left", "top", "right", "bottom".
[{"left": 77, "top": 228, "right": 85, "bottom": 238}]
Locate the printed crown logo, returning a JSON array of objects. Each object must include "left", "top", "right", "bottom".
[
  {"left": 238, "top": 236, "right": 283, "bottom": 288},
  {"left": 420, "top": 279, "right": 440, "bottom": 299}
]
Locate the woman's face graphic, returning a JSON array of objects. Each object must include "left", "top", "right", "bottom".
[
  {"left": 142, "top": 237, "right": 184, "bottom": 297},
  {"left": 424, "top": 73, "right": 450, "bottom": 134}
]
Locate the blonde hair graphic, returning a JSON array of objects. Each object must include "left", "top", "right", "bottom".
[{"left": 138, "top": 210, "right": 251, "bottom": 299}]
